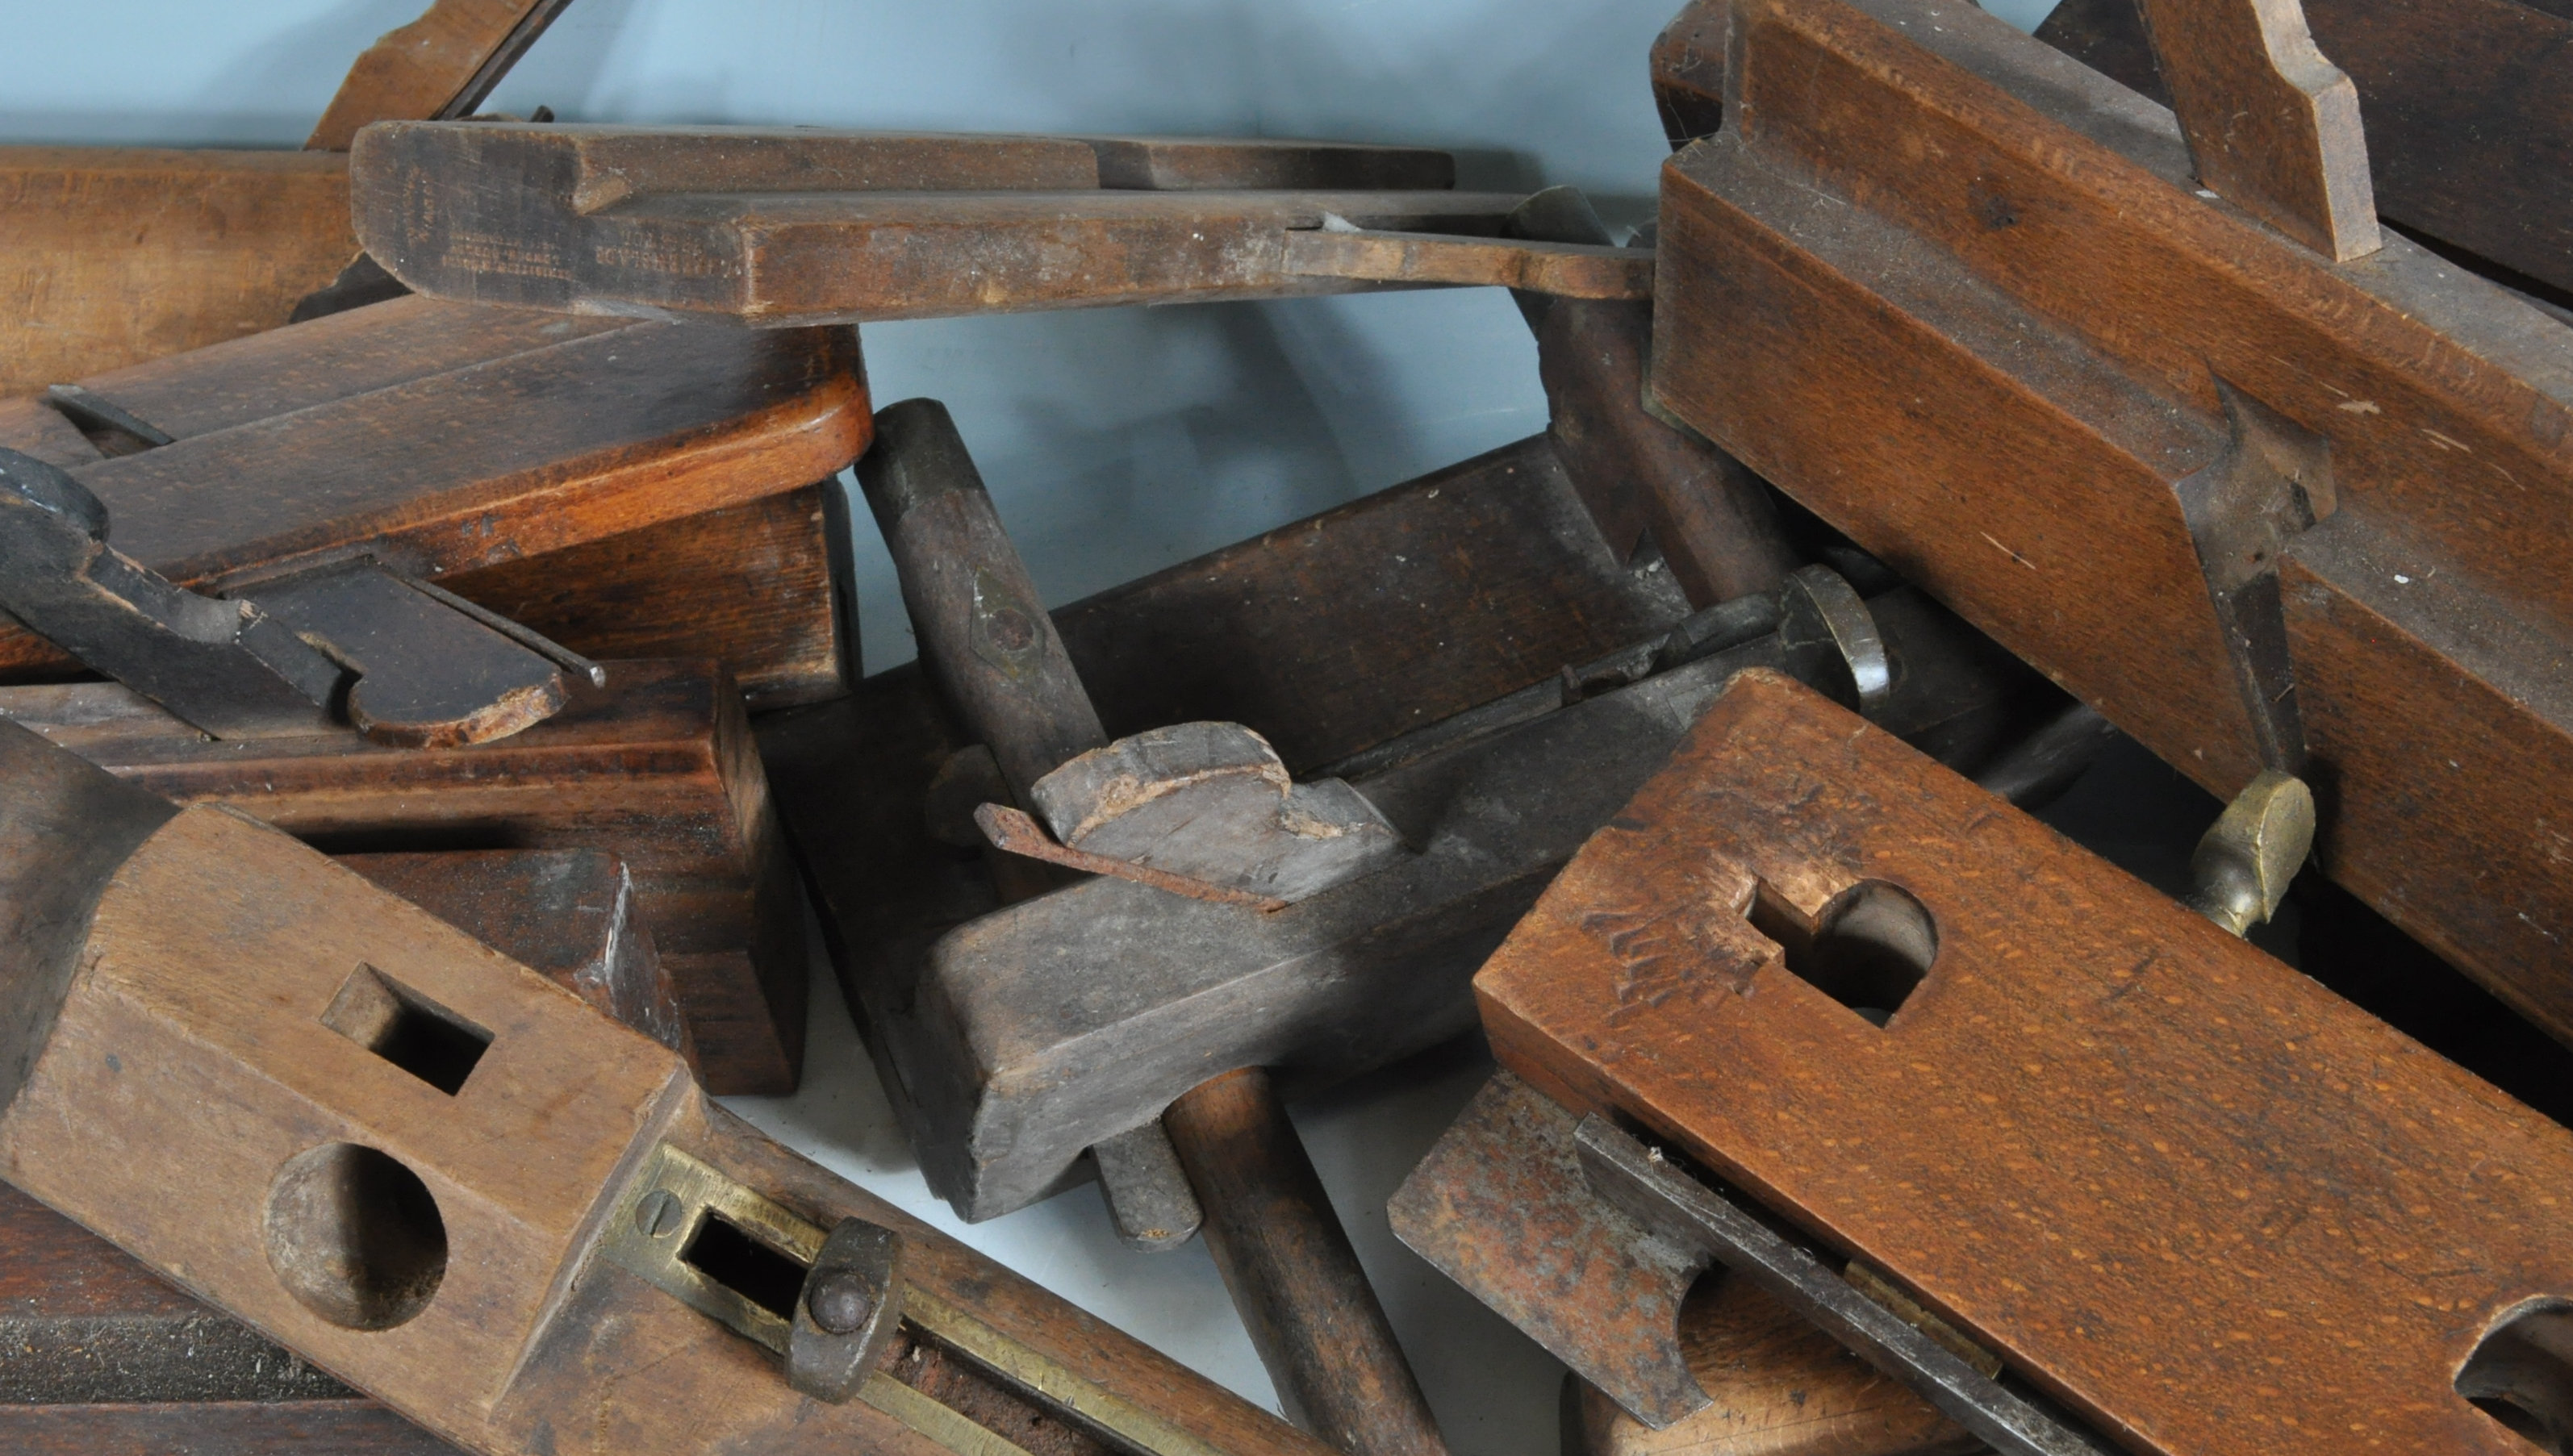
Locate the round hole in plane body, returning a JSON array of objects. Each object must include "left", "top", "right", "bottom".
[
  {"left": 264, "top": 1142, "right": 448, "bottom": 1331},
  {"left": 2459, "top": 1300, "right": 2573, "bottom": 1454}
]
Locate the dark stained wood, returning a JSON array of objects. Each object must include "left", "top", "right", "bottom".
[
  {"left": 2128, "top": 0, "right": 2379, "bottom": 260},
  {"left": 344, "top": 849, "right": 696, "bottom": 1067},
  {"left": 1164, "top": 1069, "right": 1446, "bottom": 1456},
  {"left": 756, "top": 436, "right": 1692, "bottom": 1149},
  {"left": 1479, "top": 669, "right": 2573, "bottom": 1456},
  {"left": 1497, "top": 185, "right": 1800, "bottom": 607},
  {"left": 307, "top": 0, "right": 574, "bottom": 152},
  {"left": 1648, "top": 0, "right": 2573, "bottom": 1048},
  {"left": 852, "top": 401, "right": 1447, "bottom": 1450},
  {"left": 0, "top": 1400, "right": 455, "bottom": 1454},
  {"left": 1053, "top": 433, "right": 1691, "bottom": 773},
  {"left": 0, "top": 737, "right": 1333, "bottom": 1456},
  {"left": 348, "top": 123, "right": 1555, "bottom": 324},
  {"left": 447, "top": 481, "right": 854, "bottom": 711},
  {"left": 1077, "top": 136, "right": 1454, "bottom": 191},
  {"left": 858, "top": 398, "right": 1106, "bottom": 803},
  {"left": 1529, "top": 295, "right": 1797, "bottom": 607},
  {"left": 1651, "top": 0, "right": 1730, "bottom": 145},
  {"left": 249, "top": 561, "right": 568, "bottom": 749},
  {"left": 2037, "top": 0, "right": 2573, "bottom": 296},
  {"left": 0, "top": 298, "right": 868, "bottom": 706},
  {"left": 0, "top": 659, "right": 804, "bottom": 1094}
]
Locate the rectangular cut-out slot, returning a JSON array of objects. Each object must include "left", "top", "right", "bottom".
[
  {"left": 1747, "top": 880, "right": 1936, "bottom": 1027},
  {"left": 681, "top": 1212, "right": 807, "bottom": 1323},
  {"left": 321, "top": 964, "right": 494, "bottom": 1095}
]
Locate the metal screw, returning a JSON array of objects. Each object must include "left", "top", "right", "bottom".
[
  {"left": 634, "top": 1189, "right": 684, "bottom": 1239},
  {"left": 807, "top": 1270, "right": 875, "bottom": 1335}
]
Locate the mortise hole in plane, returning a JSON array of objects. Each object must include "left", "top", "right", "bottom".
[
  {"left": 323, "top": 965, "right": 493, "bottom": 1095},
  {"left": 265, "top": 1143, "right": 448, "bottom": 1331},
  {"left": 2459, "top": 1302, "right": 2573, "bottom": 1454},
  {"left": 682, "top": 1212, "right": 807, "bottom": 1323},
  {"left": 1749, "top": 880, "right": 1937, "bottom": 1026}
]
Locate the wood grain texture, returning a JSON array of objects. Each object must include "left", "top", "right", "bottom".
[
  {"left": 307, "top": 0, "right": 570, "bottom": 151},
  {"left": 1166, "top": 1069, "right": 1447, "bottom": 1456},
  {"left": 0, "top": 149, "right": 356, "bottom": 397},
  {"left": 2, "top": 0, "right": 566, "bottom": 394},
  {"left": 1575, "top": 1278, "right": 1975, "bottom": 1456},
  {"left": 1528, "top": 296, "right": 1798, "bottom": 607},
  {"left": 0, "top": 298, "right": 867, "bottom": 705},
  {"left": 2129, "top": 0, "right": 2379, "bottom": 260},
  {"left": 0, "top": 787, "right": 1330, "bottom": 1456},
  {"left": 349, "top": 123, "right": 1525, "bottom": 324},
  {"left": 446, "top": 481, "right": 854, "bottom": 711},
  {"left": 1076, "top": 136, "right": 1454, "bottom": 191},
  {"left": 1648, "top": 0, "right": 2573, "bottom": 1045},
  {"left": 1282, "top": 230, "right": 1655, "bottom": 299},
  {"left": 1055, "top": 434, "right": 1691, "bottom": 772},
  {"left": 1479, "top": 670, "right": 2573, "bottom": 1455},
  {"left": 0, "top": 1400, "right": 453, "bottom": 1454},
  {"left": 1651, "top": 0, "right": 1731, "bottom": 145},
  {"left": 342, "top": 849, "right": 696, "bottom": 1067},
  {"left": 2037, "top": 0, "right": 2573, "bottom": 296},
  {"left": 758, "top": 433, "right": 1691, "bottom": 1158},
  {"left": 0, "top": 659, "right": 804, "bottom": 1094},
  {"left": 0, "top": 841, "right": 708, "bottom": 1450}
]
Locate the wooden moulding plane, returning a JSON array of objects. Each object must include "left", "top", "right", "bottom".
[
  {"left": 0, "top": 0, "right": 574, "bottom": 396},
  {"left": 0, "top": 724, "right": 1335, "bottom": 1456},
  {"left": 0, "top": 658, "right": 803, "bottom": 1095},
  {"left": 344, "top": 125, "right": 1656, "bottom": 323},
  {"left": 0, "top": 294, "right": 868, "bottom": 711},
  {"left": 1642, "top": 0, "right": 2573, "bottom": 1050},
  {"left": 0, "top": 847, "right": 687, "bottom": 1455},
  {"left": 757, "top": 383, "right": 2110, "bottom": 1455},
  {"left": 1402, "top": 670, "right": 2573, "bottom": 1454}
]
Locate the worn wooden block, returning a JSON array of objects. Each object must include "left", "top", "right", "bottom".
[
  {"left": 341, "top": 849, "right": 695, "bottom": 1068},
  {"left": 1479, "top": 670, "right": 2573, "bottom": 1455},
  {"left": 0, "top": 724, "right": 1330, "bottom": 1456},
  {"left": 2036, "top": 0, "right": 2573, "bottom": 297},
  {"left": 349, "top": 122, "right": 1596, "bottom": 324},
  {"left": 0, "top": 151, "right": 358, "bottom": 398},
  {"left": 0, "top": 297, "right": 867, "bottom": 707},
  {"left": 1570, "top": 1278, "right": 1976, "bottom": 1456},
  {"left": 1053, "top": 434, "right": 1694, "bottom": 770},
  {"left": 0, "top": 1, "right": 566, "bottom": 395},
  {"left": 758, "top": 432, "right": 1695, "bottom": 1133},
  {"left": 0, "top": 842, "right": 693, "bottom": 1456},
  {"left": 1648, "top": 0, "right": 2573, "bottom": 1047},
  {"left": 0, "top": 659, "right": 804, "bottom": 1095}
]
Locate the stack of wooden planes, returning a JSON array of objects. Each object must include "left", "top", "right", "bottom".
[{"left": 2, "top": 0, "right": 2568, "bottom": 1452}]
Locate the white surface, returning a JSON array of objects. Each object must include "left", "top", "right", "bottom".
[
  {"left": 6, "top": 1, "right": 2062, "bottom": 1448},
  {"left": 724, "top": 935, "right": 1561, "bottom": 1444}
]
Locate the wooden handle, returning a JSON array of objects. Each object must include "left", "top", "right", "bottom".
[
  {"left": 1505, "top": 188, "right": 1798, "bottom": 607},
  {"left": 856, "top": 398, "right": 1109, "bottom": 803},
  {"left": 1164, "top": 1069, "right": 1448, "bottom": 1456}
]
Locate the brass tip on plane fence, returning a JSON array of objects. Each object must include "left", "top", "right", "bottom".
[{"left": 2186, "top": 769, "right": 2316, "bottom": 937}]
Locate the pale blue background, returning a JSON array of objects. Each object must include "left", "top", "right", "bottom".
[{"left": 3, "top": 1, "right": 2061, "bottom": 1445}]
